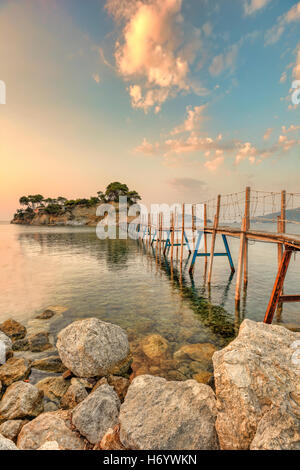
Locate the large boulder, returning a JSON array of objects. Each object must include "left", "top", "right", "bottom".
[
  {"left": 119, "top": 375, "right": 219, "bottom": 450},
  {"left": 213, "top": 319, "right": 300, "bottom": 450},
  {"left": 0, "top": 382, "right": 44, "bottom": 423},
  {"left": 17, "top": 410, "right": 85, "bottom": 450},
  {"left": 0, "top": 433, "right": 19, "bottom": 450},
  {"left": 0, "top": 357, "right": 31, "bottom": 387},
  {"left": 56, "top": 318, "right": 130, "bottom": 378},
  {"left": 72, "top": 384, "right": 120, "bottom": 444},
  {"left": 0, "top": 319, "right": 26, "bottom": 341}
]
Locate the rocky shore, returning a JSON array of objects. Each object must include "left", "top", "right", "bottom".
[{"left": 0, "top": 314, "right": 299, "bottom": 450}]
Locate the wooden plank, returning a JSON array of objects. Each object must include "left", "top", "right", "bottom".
[
  {"left": 208, "top": 195, "right": 221, "bottom": 284},
  {"left": 264, "top": 248, "right": 293, "bottom": 324},
  {"left": 279, "top": 295, "right": 300, "bottom": 303}
]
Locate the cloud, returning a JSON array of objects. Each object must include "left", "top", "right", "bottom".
[
  {"left": 204, "top": 156, "right": 224, "bottom": 172},
  {"left": 293, "top": 44, "right": 300, "bottom": 79},
  {"left": 279, "top": 71, "right": 287, "bottom": 83},
  {"left": 168, "top": 177, "right": 207, "bottom": 192},
  {"left": 244, "top": 0, "right": 272, "bottom": 16},
  {"left": 265, "top": 3, "right": 300, "bottom": 45},
  {"left": 209, "top": 44, "right": 239, "bottom": 77},
  {"left": 171, "top": 104, "right": 207, "bottom": 134},
  {"left": 92, "top": 73, "right": 101, "bottom": 84},
  {"left": 263, "top": 128, "right": 273, "bottom": 140},
  {"left": 106, "top": 0, "right": 203, "bottom": 112},
  {"left": 282, "top": 124, "right": 300, "bottom": 133}
]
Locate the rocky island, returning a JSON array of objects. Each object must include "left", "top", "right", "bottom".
[{"left": 11, "top": 182, "right": 141, "bottom": 227}]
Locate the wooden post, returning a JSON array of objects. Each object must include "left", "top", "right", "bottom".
[
  {"left": 170, "top": 212, "right": 175, "bottom": 263},
  {"left": 204, "top": 203, "right": 208, "bottom": 269},
  {"left": 192, "top": 204, "right": 195, "bottom": 251},
  {"left": 264, "top": 247, "right": 293, "bottom": 324},
  {"left": 235, "top": 217, "right": 247, "bottom": 306},
  {"left": 207, "top": 195, "right": 221, "bottom": 284},
  {"left": 180, "top": 204, "right": 185, "bottom": 268},
  {"left": 243, "top": 187, "right": 250, "bottom": 287}
]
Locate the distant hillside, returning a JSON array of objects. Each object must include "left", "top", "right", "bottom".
[{"left": 252, "top": 207, "right": 300, "bottom": 223}]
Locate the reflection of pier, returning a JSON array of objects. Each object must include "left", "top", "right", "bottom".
[{"left": 137, "top": 187, "right": 300, "bottom": 324}]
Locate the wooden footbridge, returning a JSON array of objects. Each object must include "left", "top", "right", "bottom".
[{"left": 135, "top": 188, "right": 300, "bottom": 325}]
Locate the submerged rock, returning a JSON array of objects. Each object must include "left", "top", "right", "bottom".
[
  {"left": 17, "top": 410, "right": 85, "bottom": 450},
  {"left": 56, "top": 318, "right": 130, "bottom": 378},
  {"left": 141, "top": 334, "right": 169, "bottom": 363},
  {"left": 0, "top": 433, "right": 19, "bottom": 450},
  {"left": 0, "top": 319, "right": 26, "bottom": 341},
  {"left": 213, "top": 319, "right": 300, "bottom": 450},
  {"left": 27, "top": 332, "right": 53, "bottom": 352},
  {"left": 119, "top": 375, "right": 219, "bottom": 450},
  {"left": 174, "top": 342, "right": 218, "bottom": 365},
  {"left": 72, "top": 384, "right": 120, "bottom": 444},
  {"left": 0, "top": 381, "right": 44, "bottom": 423},
  {"left": 36, "top": 309, "right": 56, "bottom": 320},
  {"left": 0, "top": 357, "right": 31, "bottom": 386}
]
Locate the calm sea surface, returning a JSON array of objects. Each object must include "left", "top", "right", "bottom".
[{"left": 1, "top": 222, "right": 299, "bottom": 380}]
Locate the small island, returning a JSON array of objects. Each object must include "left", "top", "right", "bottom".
[{"left": 11, "top": 182, "right": 141, "bottom": 227}]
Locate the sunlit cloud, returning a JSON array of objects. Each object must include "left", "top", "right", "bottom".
[
  {"left": 244, "top": 0, "right": 273, "bottom": 16},
  {"left": 265, "top": 2, "right": 300, "bottom": 45},
  {"left": 106, "top": 0, "right": 203, "bottom": 112}
]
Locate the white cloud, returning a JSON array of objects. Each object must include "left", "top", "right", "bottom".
[
  {"left": 244, "top": 0, "right": 272, "bottom": 16},
  {"left": 279, "top": 71, "right": 287, "bottom": 83},
  {"left": 204, "top": 156, "right": 224, "bottom": 172},
  {"left": 263, "top": 128, "right": 273, "bottom": 140},
  {"left": 265, "top": 3, "right": 300, "bottom": 45},
  {"left": 92, "top": 73, "right": 101, "bottom": 84},
  {"left": 171, "top": 104, "right": 207, "bottom": 134}
]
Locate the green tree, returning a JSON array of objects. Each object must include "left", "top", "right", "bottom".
[
  {"left": 105, "top": 182, "right": 129, "bottom": 202},
  {"left": 128, "top": 190, "right": 141, "bottom": 205},
  {"left": 19, "top": 196, "right": 29, "bottom": 208}
]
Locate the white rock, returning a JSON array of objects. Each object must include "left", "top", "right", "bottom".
[
  {"left": 213, "top": 319, "right": 300, "bottom": 450},
  {"left": 0, "top": 381, "right": 44, "bottom": 422},
  {"left": 0, "top": 433, "right": 18, "bottom": 450},
  {"left": 56, "top": 318, "right": 130, "bottom": 377},
  {"left": 119, "top": 375, "right": 219, "bottom": 450}
]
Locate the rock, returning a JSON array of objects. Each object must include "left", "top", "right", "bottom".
[
  {"left": 119, "top": 375, "right": 219, "bottom": 450},
  {"left": 36, "top": 377, "right": 70, "bottom": 403},
  {"left": 32, "top": 356, "right": 67, "bottom": 373},
  {"left": 0, "top": 357, "right": 31, "bottom": 386},
  {"left": 0, "top": 382, "right": 44, "bottom": 423},
  {"left": 0, "top": 420, "right": 27, "bottom": 442},
  {"left": 38, "top": 440, "right": 60, "bottom": 450},
  {"left": 0, "top": 319, "right": 26, "bottom": 341},
  {"left": 109, "top": 353, "right": 133, "bottom": 377},
  {"left": 56, "top": 318, "right": 130, "bottom": 378},
  {"left": 193, "top": 371, "right": 213, "bottom": 384},
  {"left": 17, "top": 410, "right": 85, "bottom": 450},
  {"left": 44, "top": 401, "right": 59, "bottom": 413},
  {"left": 72, "top": 384, "right": 120, "bottom": 444},
  {"left": 36, "top": 309, "right": 56, "bottom": 320},
  {"left": 0, "top": 433, "right": 19, "bottom": 450},
  {"left": 250, "top": 399, "right": 300, "bottom": 450},
  {"left": 141, "top": 334, "right": 169, "bottom": 362},
  {"left": 27, "top": 332, "right": 52, "bottom": 352},
  {"left": 99, "top": 425, "right": 126, "bottom": 450},
  {"left": 0, "top": 332, "right": 12, "bottom": 352},
  {"left": 174, "top": 343, "right": 218, "bottom": 365},
  {"left": 213, "top": 319, "right": 300, "bottom": 450},
  {"left": 62, "top": 369, "right": 73, "bottom": 380},
  {"left": 166, "top": 370, "right": 186, "bottom": 381},
  {"left": 12, "top": 338, "right": 30, "bottom": 351},
  {"left": 60, "top": 382, "right": 88, "bottom": 409}
]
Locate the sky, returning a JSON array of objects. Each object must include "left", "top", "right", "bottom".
[{"left": 0, "top": 0, "right": 299, "bottom": 219}]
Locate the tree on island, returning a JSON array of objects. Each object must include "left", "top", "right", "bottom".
[{"left": 102, "top": 182, "right": 141, "bottom": 206}]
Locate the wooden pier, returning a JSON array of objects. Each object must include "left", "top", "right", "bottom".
[{"left": 136, "top": 188, "right": 300, "bottom": 324}]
